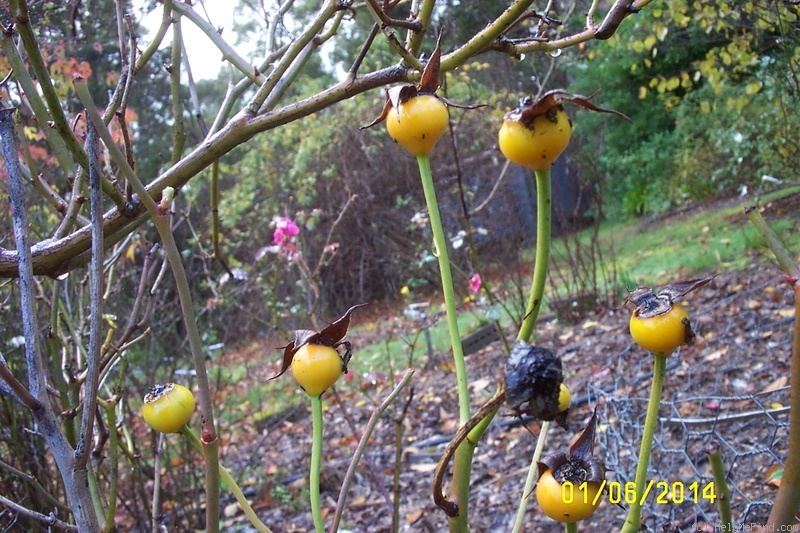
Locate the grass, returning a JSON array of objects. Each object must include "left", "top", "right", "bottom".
[
  {"left": 555, "top": 186, "right": 800, "bottom": 288},
  {"left": 553, "top": 186, "right": 800, "bottom": 289},
  {"left": 353, "top": 311, "right": 484, "bottom": 376},
  {"left": 351, "top": 186, "right": 800, "bottom": 373}
]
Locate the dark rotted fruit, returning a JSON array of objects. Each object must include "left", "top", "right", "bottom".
[{"left": 504, "top": 340, "right": 565, "bottom": 423}]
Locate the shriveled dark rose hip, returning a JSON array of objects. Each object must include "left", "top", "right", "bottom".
[{"left": 504, "top": 340, "right": 564, "bottom": 423}]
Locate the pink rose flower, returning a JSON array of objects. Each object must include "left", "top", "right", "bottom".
[
  {"left": 273, "top": 216, "right": 300, "bottom": 246},
  {"left": 469, "top": 273, "right": 482, "bottom": 294}
]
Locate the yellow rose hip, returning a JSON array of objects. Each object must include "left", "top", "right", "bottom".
[
  {"left": 142, "top": 383, "right": 195, "bottom": 433},
  {"left": 291, "top": 344, "right": 343, "bottom": 396},
  {"left": 386, "top": 94, "right": 449, "bottom": 156}
]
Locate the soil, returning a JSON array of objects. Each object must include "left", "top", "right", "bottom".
[{"left": 209, "top": 192, "right": 800, "bottom": 533}]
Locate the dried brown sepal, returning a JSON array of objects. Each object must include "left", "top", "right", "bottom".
[
  {"left": 362, "top": 36, "right": 488, "bottom": 129},
  {"left": 537, "top": 408, "right": 604, "bottom": 484},
  {"left": 316, "top": 302, "right": 370, "bottom": 346},
  {"left": 506, "top": 89, "right": 631, "bottom": 127},
  {"left": 658, "top": 274, "right": 717, "bottom": 302},
  {"left": 625, "top": 274, "right": 716, "bottom": 319},
  {"left": 267, "top": 303, "right": 369, "bottom": 381},
  {"left": 419, "top": 33, "right": 443, "bottom": 94},
  {"left": 360, "top": 85, "right": 420, "bottom": 130},
  {"left": 361, "top": 96, "right": 394, "bottom": 130},
  {"left": 361, "top": 37, "right": 443, "bottom": 130}
]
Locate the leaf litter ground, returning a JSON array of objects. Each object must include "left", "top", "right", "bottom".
[{"left": 209, "top": 194, "right": 799, "bottom": 533}]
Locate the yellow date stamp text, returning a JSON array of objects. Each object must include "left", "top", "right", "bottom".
[{"left": 561, "top": 480, "right": 717, "bottom": 506}]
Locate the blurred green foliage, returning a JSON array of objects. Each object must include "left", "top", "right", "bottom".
[{"left": 566, "top": 0, "right": 799, "bottom": 217}]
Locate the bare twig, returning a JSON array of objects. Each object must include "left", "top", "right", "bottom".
[
  {"left": 181, "top": 36, "right": 208, "bottom": 138},
  {"left": 1, "top": 106, "right": 101, "bottom": 532},
  {"left": 0, "top": 351, "right": 39, "bottom": 409},
  {"left": 169, "top": 15, "right": 186, "bottom": 166},
  {"left": 594, "top": 0, "right": 640, "bottom": 40},
  {"left": 172, "top": 1, "right": 267, "bottom": 85},
  {"left": 209, "top": 161, "right": 233, "bottom": 276},
  {"left": 0, "top": 108, "right": 47, "bottom": 401},
  {"left": 134, "top": 0, "right": 173, "bottom": 74},
  {"left": 248, "top": 0, "right": 341, "bottom": 113},
  {"left": 0, "top": 495, "right": 78, "bottom": 532},
  {"left": 329, "top": 369, "right": 415, "bottom": 533},
  {"left": 74, "top": 120, "right": 104, "bottom": 470},
  {"left": 433, "top": 388, "right": 506, "bottom": 517},
  {"left": 469, "top": 159, "right": 510, "bottom": 216},
  {"left": 364, "top": 0, "right": 422, "bottom": 31}
]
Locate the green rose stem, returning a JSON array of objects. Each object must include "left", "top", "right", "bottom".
[
  {"left": 705, "top": 442, "right": 732, "bottom": 532},
  {"left": 416, "top": 154, "right": 470, "bottom": 422},
  {"left": 745, "top": 206, "right": 800, "bottom": 528},
  {"left": 309, "top": 395, "right": 325, "bottom": 533},
  {"left": 511, "top": 420, "right": 551, "bottom": 533},
  {"left": 620, "top": 354, "right": 667, "bottom": 533},
  {"left": 511, "top": 167, "right": 553, "bottom": 531},
  {"left": 179, "top": 426, "right": 272, "bottom": 533},
  {"left": 96, "top": 397, "right": 121, "bottom": 533},
  {"left": 517, "top": 167, "right": 552, "bottom": 343},
  {"left": 566, "top": 522, "right": 579, "bottom": 533},
  {"left": 151, "top": 433, "right": 164, "bottom": 533},
  {"left": 416, "top": 153, "right": 498, "bottom": 531}
]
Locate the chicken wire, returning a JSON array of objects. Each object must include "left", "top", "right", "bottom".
[{"left": 584, "top": 276, "right": 793, "bottom": 532}]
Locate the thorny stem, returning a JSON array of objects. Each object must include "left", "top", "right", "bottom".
[
  {"left": 440, "top": 0, "right": 535, "bottom": 71},
  {"left": 0, "top": 457, "right": 70, "bottom": 512},
  {"left": 620, "top": 354, "right": 666, "bottom": 533},
  {"left": 154, "top": 213, "right": 221, "bottom": 532},
  {"left": 210, "top": 161, "right": 232, "bottom": 275},
  {"left": 0, "top": 108, "right": 47, "bottom": 402},
  {"left": 169, "top": 14, "right": 186, "bottom": 166},
  {"left": 518, "top": 168, "right": 552, "bottom": 343},
  {"left": 171, "top": 1, "right": 266, "bottom": 85},
  {"left": 704, "top": 442, "right": 733, "bottom": 531},
  {"left": 179, "top": 426, "right": 273, "bottom": 533},
  {"left": 10, "top": 0, "right": 88, "bottom": 169},
  {"left": 310, "top": 395, "right": 325, "bottom": 533},
  {"left": 406, "top": 0, "right": 436, "bottom": 57},
  {"left": 0, "top": 494, "right": 78, "bottom": 532},
  {"left": 248, "top": 0, "right": 340, "bottom": 113},
  {"left": 329, "top": 369, "right": 415, "bottom": 533},
  {"left": 512, "top": 420, "right": 551, "bottom": 533},
  {"left": 135, "top": 0, "right": 172, "bottom": 73},
  {"left": 8, "top": 0, "right": 126, "bottom": 209},
  {"left": 0, "top": 30, "right": 76, "bottom": 175},
  {"left": 1, "top": 109, "right": 103, "bottom": 528}
]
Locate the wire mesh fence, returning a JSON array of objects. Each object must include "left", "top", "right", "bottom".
[{"left": 585, "top": 276, "right": 793, "bottom": 532}]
